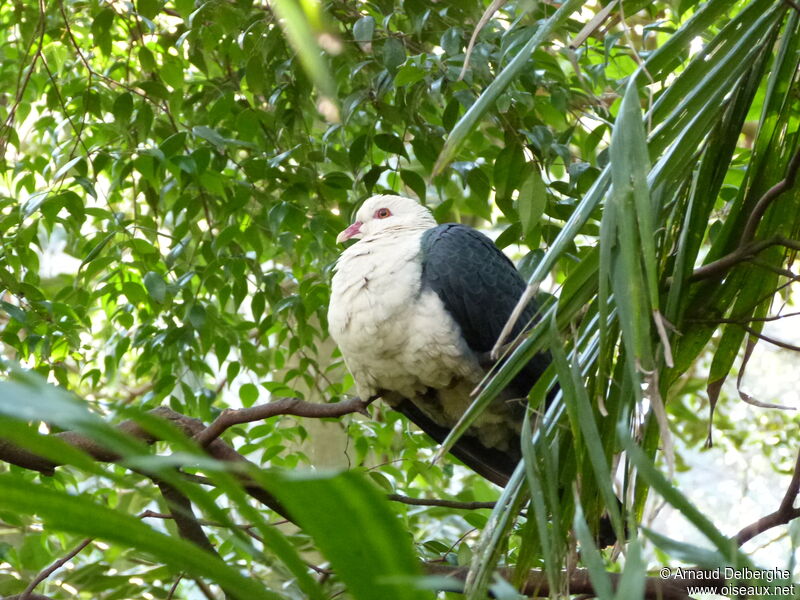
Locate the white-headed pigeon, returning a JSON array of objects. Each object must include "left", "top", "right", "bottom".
[{"left": 328, "top": 195, "right": 549, "bottom": 486}]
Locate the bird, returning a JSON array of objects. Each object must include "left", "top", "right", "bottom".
[{"left": 327, "top": 194, "right": 551, "bottom": 487}]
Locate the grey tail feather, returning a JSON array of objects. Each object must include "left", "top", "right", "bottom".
[{"left": 388, "top": 394, "right": 519, "bottom": 487}]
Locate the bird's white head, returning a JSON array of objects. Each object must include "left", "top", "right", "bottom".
[{"left": 336, "top": 195, "right": 437, "bottom": 244}]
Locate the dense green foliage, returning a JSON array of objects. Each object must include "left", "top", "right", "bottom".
[{"left": 0, "top": 0, "right": 798, "bottom": 598}]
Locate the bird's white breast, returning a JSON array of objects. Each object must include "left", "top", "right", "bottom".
[{"left": 328, "top": 231, "right": 481, "bottom": 403}]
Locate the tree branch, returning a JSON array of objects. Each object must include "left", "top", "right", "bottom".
[
  {"left": 0, "top": 406, "right": 290, "bottom": 519},
  {"left": 735, "top": 448, "right": 800, "bottom": 545},
  {"left": 17, "top": 538, "right": 92, "bottom": 600},
  {"left": 739, "top": 323, "right": 800, "bottom": 353},
  {"left": 194, "top": 396, "right": 374, "bottom": 447},
  {"left": 155, "top": 480, "right": 220, "bottom": 556},
  {"left": 690, "top": 143, "right": 800, "bottom": 283},
  {"left": 690, "top": 236, "right": 800, "bottom": 282},
  {"left": 739, "top": 145, "right": 800, "bottom": 246},
  {"left": 387, "top": 494, "right": 496, "bottom": 510},
  {"left": 424, "top": 564, "right": 721, "bottom": 599},
  {"left": 687, "top": 310, "right": 800, "bottom": 325}
]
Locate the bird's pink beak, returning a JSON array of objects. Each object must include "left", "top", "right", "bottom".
[{"left": 336, "top": 221, "right": 363, "bottom": 244}]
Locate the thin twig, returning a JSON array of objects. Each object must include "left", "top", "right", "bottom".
[
  {"left": 740, "top": 145, "right": 800, "bottom": 245},
  {"left": 166, "top": 574, "right": 184, "bottom": 600},
  {"left": 387, "top": 494, "right": 495, "bottom": 510},
  {"left": 736, "top": 449, "right": 800, "bottom": 545},
  {"left": 19, "top": 538, "right": 93, "bottom": 599},
  {"left": 691, "top": 144, "right": 800, "bottom": 282},
  {"left": 687, "top": 310, "right": 800, "bottom": 325},
  {"left": 740, "top": 323, "right": 800, "bottom": 353},
  {"left": 424, "top": 564, "right": 714, "bottom": 599},
  {"left": 193, "top": 578, "right": 217, "bottom": 600},
  {"left": 690, "top": 236, "right": 800, "bottom": 282}
]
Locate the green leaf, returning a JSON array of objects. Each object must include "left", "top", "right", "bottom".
[
  {"left": 433, "top": 0, "right": 584, "bottom": 174},
  {"left": 246, "top": 55, "right": 267, "bottom": 95},
  {"left": 606, "top": 78, "right": 655, "bottom": 382},
  {"left": 138, "top": 46, "right": 156, "bottom": 71},
  {"left": 374, "top": 133, "right": 408, "bottom": 158},
  {"left": 261, "top": 471, "right": 431, "bottom": 600},
  {"left": 112, "top": 92, "right": 133, "bottom": 123},
  {"left": 188, "top": 304, "right": 206, "bottom": 329},
  {"left": 394, "top": 64, "right": 426, "bottom": 87},
  {"left": 641, "top": 527, "right": 727, "bottom": 567},
  {"left": 192, "top": 125, "right": 227, "bottom": 148},
  {"left": 143, "top": 271, "right": 166, "bottom": 303},
  {"left": 382, "top": 37, "right": 406, "bottom": 73},
  {"left": 353, "top": 16, "right": 375, "bottom": 44},
  {"left": 137, "top": 0, "right": 161, "bottom": 19},
  {"left": 493, "top": 145, "right": 525, "bottom": 203},
  {"left": 613, "top": 540, "right": 645, "bottom": 600},
  {"left": 400, "top": 169, "right": 426, "bottom": 200},
  {"left": 548, "top": 315, "right": 623, "bottom": 542},
  {"left": 517, "top": 167, "right": 547, "bottom": 238},
  {"left": 0, "top": 475, "right": 280, "bottom": 600},
  {"left": 440, "top": 27, "right": 462, "bottom": 56},
  {"left": 239, "top": 383, "right": 259, "bottom": 407},
  {"left": 574, "top": 503, "right": 613, "bottom": 600},
  {"left": 619, "top": 426, "right": 741, "bottom": 560},
  {"left": 121, "top": 281, "right": 147, "bottom": 305}
]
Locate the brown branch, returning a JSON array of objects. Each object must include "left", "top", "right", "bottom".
[
  {"left": 155, "top": 480, "right": 219, "bottom": 556},
  {"left": 387, "top": 494, "right": 495, "bottom": 510},
  {"left": 125, "top": 382, "right": 155, "bottom": 404},
  {"left": 687, "top": 310, "right": 800, "bottom": 325},
  {"left": 739, "top": 323, "right": 800, "bottom": 353},
  {"left": 0, "top": 415, "right": 163, "bottom": 474},
  {"left": 193, "top": 578, "right": 217, "bottom": 600},
  {"left": 194, "top": 396, "right": 374, "bottom": 447},
  {"left": 690, "top": 236, "right": 800, "bottom": 282},
  {"left": 690, "top": 144, "right": 800, "bottom": 283},
  {"left": 423, "top": 564, "right": 720, "bottom": 599},
  {"left": 17, "top": 538, "right": 93, "bottom": 600},
  {"left": 141, "top": 510, "right": 271, "bottom": 539},
  {"left": 166, "top": 574, "right": 184, "bottom": 600},
  {"left": 146, "top": 408, "right": 292, "bottom": 519},
  {"left": 0, "top": 406, "right": 290, "bottom": 519},
  {"left": 740, "top": 145, "right": 800, "bottom": 246},
  {"left": 0, "top": 396, "right": 369, "bottom": 472},
  {"left": 747, "top": 258, "right": 798, "bottom": 278},
  {"left": 735, "top": 449, "right": 800, "bottom": 545}
]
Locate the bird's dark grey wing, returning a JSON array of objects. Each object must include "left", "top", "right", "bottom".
[{"left": 420, "top": 223, "right": 547, "bottom": 396}]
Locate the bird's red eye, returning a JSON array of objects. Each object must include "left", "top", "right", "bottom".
[{"left": 374, "top": 208, "right": 392, "bottom": 219}]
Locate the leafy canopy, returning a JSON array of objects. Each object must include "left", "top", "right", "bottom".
[{"left": 0, "top": 0, "right": 798, "bottom": 598}]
